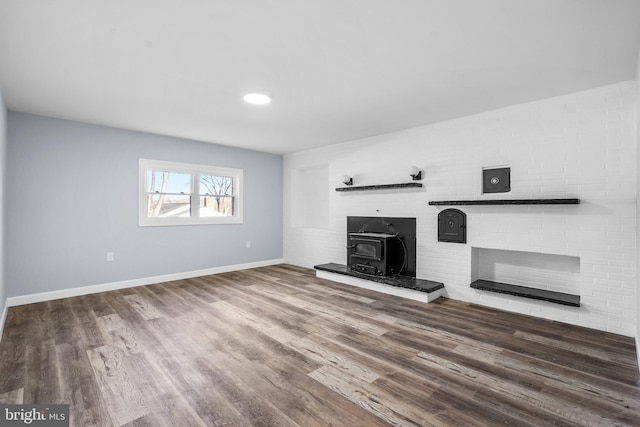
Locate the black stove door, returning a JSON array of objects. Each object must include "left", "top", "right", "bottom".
[{"left": 438, "top": 209, "right": 466, "bottom": 244}]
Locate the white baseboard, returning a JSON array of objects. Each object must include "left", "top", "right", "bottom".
[
  {"left": 6, "top": 258, "right": 285, "bottom": 307},
  {"left": 636, "top": 335, "right": 640, "bottom": 374},
  {"left": 316, "top": 270, "right": 444, "bottom": 303},
  {"left": 0, "top": 300, "right": 8, "bottom": 344}
]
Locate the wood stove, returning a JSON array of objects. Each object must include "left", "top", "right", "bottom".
[
  {"left": 346, "top": 216, "right": 417, "bottom": 277},
  {"left": 347, "top": 232, "right": 404, "bottom": 276}
]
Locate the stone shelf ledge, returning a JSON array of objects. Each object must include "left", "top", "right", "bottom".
[
  {"left": 470, "top": 279, "right": 580, "bottom": 307},
  {"left": 336, "top": 182, "right": 423, "bottom": 192},
  {"left": 429, "top": 198, "right": 580, "bottom": 206}
]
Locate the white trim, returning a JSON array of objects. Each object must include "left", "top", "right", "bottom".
[
  {"left": 316, "top": 270, "right": 444, "bottom": 303},
  {"left": 0, "top": 300, "right": 8, "bottom": 344},
  {"left": 636, "top": 335, "right": 640, "bottom": 374},
  {"left": 6, "top": 259, "right": 285, "bottom": 307}
]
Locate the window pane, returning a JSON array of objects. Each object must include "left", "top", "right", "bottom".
[
  {"left": 355, "top": 243, "right": 377, "bottom": 258},
  {"left": 147, "top": 170, "right": 191, "bottom": 194},
  {"left": 199, "top": 175, "right": 233, "bottom": 196},
  {"left": 199, "top": 196, "right": 234, "bottom": 217},
  {"left": 147, "top": 194, "right": 191, "bottom": 218}
]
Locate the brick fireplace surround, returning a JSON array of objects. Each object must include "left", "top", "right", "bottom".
[{"left": 285, "top": 81, "right": 636, "bottom": 337}]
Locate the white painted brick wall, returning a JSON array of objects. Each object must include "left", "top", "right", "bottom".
[{"left": 284, "top": 81, "right": 638, "bottom": 336}]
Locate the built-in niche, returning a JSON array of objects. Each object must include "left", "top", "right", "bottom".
[
  {"left": 471, "top": 247, "right": 581, "bottom": 305},
  {"left": 291, "top": 164, "right": 329, "bottom": 228}
]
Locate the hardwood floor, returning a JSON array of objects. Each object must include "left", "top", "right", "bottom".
[{"left": 0, "top": 264, "right": 639, "bottom": 426}]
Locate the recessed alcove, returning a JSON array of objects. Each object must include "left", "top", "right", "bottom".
[
  {"left": 291, "top": 164, "right": 329, "bottom": 228},
  {"left": 471, "top": 247, "right": 581, "bottom": 306}
]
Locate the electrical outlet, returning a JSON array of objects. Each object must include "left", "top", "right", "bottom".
[
  {"left": 106, "top": 252, "right": 115, "bottom": 262},
  {"left": 246, "top": 241, "right": 251, "bottom": 248}
]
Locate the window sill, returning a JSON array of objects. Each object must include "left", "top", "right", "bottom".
[{"left": 139, "top": 217, "right": 243, "bottom": 227}]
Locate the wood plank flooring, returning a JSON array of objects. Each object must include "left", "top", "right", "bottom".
[{"left": 0, "top": 264, "right": 639, "bottom": 426}]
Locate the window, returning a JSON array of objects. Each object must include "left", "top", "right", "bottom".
[{"left": 139, "top": 159, "right": 243, "bottom": 226}]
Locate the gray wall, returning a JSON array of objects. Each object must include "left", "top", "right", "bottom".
[
  {"left": 6, "top": 112, "right": 283, "bottom": 297},
  {"left": 0, "top": 91, "right": 6, "bottom": 315},
  {"left": 636, "top": 49, "right": 640, "bottom": 369}
]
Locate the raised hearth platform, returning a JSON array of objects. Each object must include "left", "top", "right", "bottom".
[{"left": 314, "top": 263, "right": 445, "bottom": 303}]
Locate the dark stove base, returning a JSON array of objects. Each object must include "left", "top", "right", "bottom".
[{"left": 314, "top": 263, "right": 444, "bottom": 294}]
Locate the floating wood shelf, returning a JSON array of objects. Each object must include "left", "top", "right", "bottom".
[
  {"left": 471, "top": 279, "right": 580, "bottom": 307},
  {"left": 336, "top": 182, "right": 423, "bottom": 192},
  {"left": 429, "top": 198, "right": 579, "bottom": 206}
]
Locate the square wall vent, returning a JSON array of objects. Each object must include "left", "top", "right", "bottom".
[{"left": 482, "top": 167, "right": 510, "bottom": 194}]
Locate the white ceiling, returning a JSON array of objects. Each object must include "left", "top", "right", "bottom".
[{"left": 1, "top": 1, "right": 639, "bottom": 154}]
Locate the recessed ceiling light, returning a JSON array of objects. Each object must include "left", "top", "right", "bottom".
[{"left": 243, "top": 93, "right": 271, "bottom": 105}]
